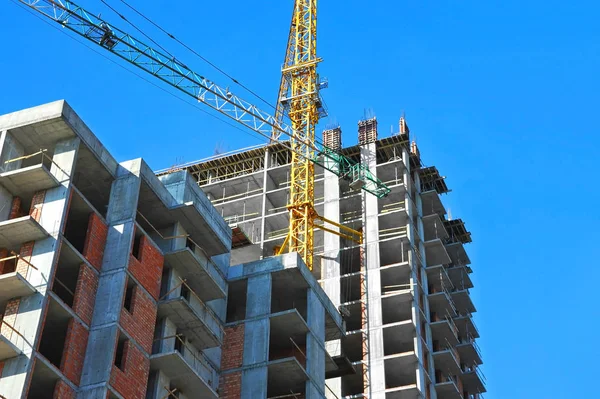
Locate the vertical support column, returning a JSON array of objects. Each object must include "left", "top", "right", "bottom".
[
  {"left": 0, "top": 137, "right": 80, "bottom": 399},
  {"left": 403, "top": 148, "right": 431, "bottom": 398},
  {"left": 322, "top": 155, "right": 341, "bottom": 398},
  {"left": 79, "top": 160, "right": 142, "bottom": 398},
  {"left": 305, "top": 289, "right": 326, "bottom": 399},
  {"left": 260, "top": 149, "right": 270, "bottom": 258},
  {"left": 241, "top": 274, "right": 272, "bottom": 399},
  {"left": 360, "top": 142, "right": 385, "bottom": 398}
]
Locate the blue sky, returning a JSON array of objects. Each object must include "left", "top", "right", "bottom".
[{"left": 1, "top": 0, "right": 599, "bottom": 397}]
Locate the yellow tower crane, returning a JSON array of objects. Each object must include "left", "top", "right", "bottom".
[{"left": 19, "top": 0, "right": 391, "bottom": 271}]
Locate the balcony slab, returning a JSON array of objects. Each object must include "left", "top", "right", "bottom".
[
  {"left": 157, "top": 297, "right": 222, "bottom": 349},
  {"left": 0, "top": 272, "right": 37, "bottom": 309},
  {"left": 150, "top": 351, "right": 218, "bottom": 399},
  {"left": 0, "top": 215, "right": 49, "bottom": 251},
  {"left": 435, "top": 381, "right": 462, "bottom": 399},
  {"left": 0, "top": 164, "right": 59, "bottom": 197},
  {"left": 164, "top": 248, "right": 226, "bottom": 302},
  {"left": 267, "top": 357, "right": 308, "bottom": 397}
]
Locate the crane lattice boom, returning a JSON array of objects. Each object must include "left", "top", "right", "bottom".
[{"left": 19, "top": 0, "right": 391, "bottom": 270}]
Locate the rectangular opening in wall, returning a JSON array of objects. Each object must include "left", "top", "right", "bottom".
[
  {"left": 26, "top": 358, "right": 62, "bottom": 399},
  {"left": 63, "top": 189, "right": 97, "bottom": 254},
  {"left": 52, "top": 240, "right": 88, "bottom": 308},
  {"left": 72, "top": 146, "right": 114, "bottom": 218},
  {"left": 132, "top": 230, "right": 142, "bottom": 261},
  {"left": 226, "top": 280, "right": 247, "bottom": 323},
  {"left": 38, "top": 297, "right": 72, "bottom": 369},
  {"left": 271, "top": 272, "right": 308, "bottom": 321},
  {"left": 123, "top": 278, "right": 136, "bottom": 313},
  {"left": 114, "top": 332, "right": 128, "bottom": 371}
]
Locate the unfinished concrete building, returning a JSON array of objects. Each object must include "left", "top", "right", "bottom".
[
  {"left": 0, "top": 101, "right": 347, "bottom": 399},
  {"left": 161, "top": 117, "right": 485, "bottom": 399}
]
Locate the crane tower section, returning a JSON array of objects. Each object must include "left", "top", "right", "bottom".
[{"left": 280, "top": 0, "right": 323, "bottom": 271}]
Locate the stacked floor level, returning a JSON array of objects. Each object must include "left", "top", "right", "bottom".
[{"left": 167, "top": 118, "right": 486, "bottom": 399}]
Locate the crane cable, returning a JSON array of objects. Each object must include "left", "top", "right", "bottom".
[
  {"left": 8, "top": 0, "right": 273, "bottom": 155},
  {"left": 109, "top": 0, "right": 332, "bottom": 151},
  {"left": 115, "top": 0, "right": 276, "bottom": 111}
]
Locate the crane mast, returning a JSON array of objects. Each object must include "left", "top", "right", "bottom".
[
  {"left": 281, "top": 0, "right": 320, "bottom": 270},
  {"left": 18, "top": 0, "right": 390, "bottom": 272}
]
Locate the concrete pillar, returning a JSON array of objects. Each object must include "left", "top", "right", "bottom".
[
  {"left": 79, "top": 160, "right": 142, "bottom": 398},
  {"left": 322, "top": 157, "right": 341, "bottom": 398},
  {"left": 0, "top": 137, "right": 80, "bottom": 399},
  {"left": 306, "top": 289, "right": 326, "bottom": 398},
  {"left": 241, "top": 274, "right": 272, "bottom": 399},
  {"left": 360, "top": 142, "right": 385, "bottom": 398}
]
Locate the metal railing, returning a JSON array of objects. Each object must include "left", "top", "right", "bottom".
[
  {"left": 0, "top": 252, "right": 39, "bottom": 281},
  {"left": 3, "top": 149, "right": 70, "bottom": 181},
  {"left": 160, "top": 277, "right": 224, "bottom": 337}
]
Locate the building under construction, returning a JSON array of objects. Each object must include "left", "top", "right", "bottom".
[{"left": 157, "top": 116, "right": 485, "bottom": 399}]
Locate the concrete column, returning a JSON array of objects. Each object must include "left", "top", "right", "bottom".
[
  {"left": 0, "top": 137, "right": 80, "bottom": 399},
  {"left": 305, "top": 289, "right": 326, "bottom": 398},
  {"left": 147, "top": 370, "right": 171, "bottom": 399},
  {"left": 322, "top": 159, "right": 341, "bottom": 398},
  {"left": 241, "top": 274, "right": 272, "bottom": 399},
  {"left": 360, "top": 142, "right": 385, "bottom": 398},
  {"left": 79, "top": 160, "right": 142, "bottom": 398},
  {"left": 259, "top": 149, "right": 269, "bottom": 257}
]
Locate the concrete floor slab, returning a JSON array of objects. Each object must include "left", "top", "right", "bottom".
[
  {"left": 0, "top": 272, "right": 37, "bottom": 309},
  {"left": 428, "top": 292, "right": 456, "bottom": 316},
  {"left": 424, "top": 239, "right": 452, "bottom": 266},
  {"left": 421, "top": 190, "right": 446, "bottom": 217},
  {"left": 0, "top": 333, "right": 21, "bottom": 361},
  {"left": 461, "top": 369, "right": 486, "bottom": 394},
  {"left": 267, "top": 357, "right": 308, "bottom": 397},
  {"left": 456, "top": 341, "right": 482, "bottom": 365},
  {"left": 150, "top": 351, "right": 218, "bottom": 399},
  {"left": 269, "top": 310, "right": 309, "bottom": 349},
  {"left": 422, "top": 214, "right": 448, "bottom": 242},
  {"left": 157, "top": 297, "right": 222, "bottom": 349},
  {"left": 0, "top": 216, "right": 49, "bottom": 251},
  {"left": 430, "top": 320, "right": 459, "bottom": 346},
  {"left": 445, "top": 242, "right": 471, "bottom": 266},
  {"left": 451, "top": 290, "right": 476, "bottom": 314},
  {"left": 432, "top": 349, "right": 461, "bottom": 376},
  {"left": 385, "top": 384, "right": 423, "bottom": 399},
  {"left": 435, "top": 381, "right": 462, "bottom": 399},
  {"left": 0, "top": 164, "right": 60, "bottom": 198},
  {"left": 164, "top": 248, "right": 226, "bottom": 302},
  {"left": 453, "top": 315, "right": 480, "bottom": 339}
]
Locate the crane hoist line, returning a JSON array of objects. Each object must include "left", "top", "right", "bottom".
[{"left": 19, "top": 0, "right": 391, "bottom": 271}]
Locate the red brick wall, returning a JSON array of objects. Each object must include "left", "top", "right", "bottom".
[
  {"left": 222, "top": 325, "right": 245, "bottom": 370},
  {"left": 0, "top": 248, "right": 14, "bottom": 275},
  {"left": 82, "top": 213, "right": 108, "bottom": 271},
  {"left": 1, "top": 299, "right": 20, "bottom": 337},
  {"left": 110, "top": 340, "right": 150, "bottom": 399},
  {"left": 9, "top": 196, "right": 21, "bottom": 219},
  {"left": 128, "top": 234, "right": 163, "bottom": 300},
  {"left": 29, "top": 190, "right": 46, "bottom": 222},
  {"left": 0, "top": 361, "right": 4, "bottom": 377},
  {"left": 120, "top": 284, "right": 157, "bottom": 354},
  {"left": 60, "top": 319, "right": 89, "bottom": 385},
  {"left": 53, "top": 379, "right": 76, "bottom": 399},
  {"left": 219, "top": 372, "right": 242, "bottom": 399},
  {"left": 16, "top": 242, "right": 34, "bottom": 277},
  {"left": 72, "top": 263, "right": 99, "bottom": 326}
]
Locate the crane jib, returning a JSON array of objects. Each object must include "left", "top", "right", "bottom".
[{"left": 18, "top": 0, "right": 390, "bottom": 199}]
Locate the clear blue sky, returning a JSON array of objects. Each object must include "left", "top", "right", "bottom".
[{"left": 1, "top": 1, "right": 599, "bottom": 397}]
